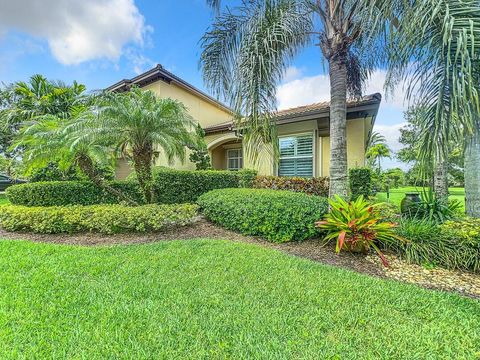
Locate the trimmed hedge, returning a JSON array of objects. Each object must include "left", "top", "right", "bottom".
[
  {"left": 6, "top": 181, "right": 144, "bottom": 207},
  {"left": 198, "top": 188, "right": 328, "bottom": 242},
  {"left": 6, "top": 168, "right": 258, "bottom": 207},
  {"left": 151, "top": 168, "right": 257, "bottom": 204},
  {"left": 349, "top": 167, "right": 373, "bottom": 200},
  {"left": 0, "top": 203, "right": 198, "bottom": 234},
  {"left": 253, "top": 175, "right": 329, "bottom": 197}
]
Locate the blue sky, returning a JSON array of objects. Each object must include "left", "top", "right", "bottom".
[{"left": 0, "top": 0, "right": 407, "bottom": 169}]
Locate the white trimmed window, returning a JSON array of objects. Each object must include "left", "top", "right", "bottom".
[
  {"left": 279, "top": 133, "right": 314, "bottom": 177},
  {"left": 227, "top": 149, "right": 243, "bottom": 170}
]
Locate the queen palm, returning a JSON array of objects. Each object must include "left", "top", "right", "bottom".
[
  {"left": 201, "top": 0, "right": 378, "bottom": 198},
  {"left": 79, "top": 88, "right": 195, "bottom": 203},
  {"left": 367, "top": 0, "right": 480, "bottom": 213}
]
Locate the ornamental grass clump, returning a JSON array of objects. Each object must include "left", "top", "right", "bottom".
[{"left": 316, "top": 196, "right": 404, "bottom": 267}]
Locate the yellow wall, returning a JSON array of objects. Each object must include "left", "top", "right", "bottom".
[
  {"left": 142, "top": 82, "right": 232, "bottom": 128},
  {"left": 140, "top": 81, "right": 233, "bottom": 171},
  {"left": 321, "top": 118, "right": 368, "bottom": 176}
]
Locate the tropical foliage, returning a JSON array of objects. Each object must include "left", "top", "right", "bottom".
[
  {"left": 201, "top": 0, "right": 380, "bottom": 198},
  {"left": 75, "top": 88, "right": 196, "bottom": 203},
  {"left": 367, "top": 0, "right": 480, "bottom": 215},
  {"left": 316, "top": 195, "right": 403, "bottom": 266}
]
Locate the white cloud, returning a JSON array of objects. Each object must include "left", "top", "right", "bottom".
[
  {"left": 277, "top": 73, "right": 330, "bottom": 109},
  {"left": 276, "top": 69, "right": 410, "bottom": 111},
  {"left": 282, "top": 66, "right": 304, "bottom": 83},
  {"left": 0, "top": 0, "right": 150, "bottom": 65},
  {"left": 374, "top": 123, "right": 406, "bottom": 153}
]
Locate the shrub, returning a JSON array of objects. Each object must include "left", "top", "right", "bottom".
[
  {"left": 0, "top": 203, "right": 198, "bottom": 234},
  {"left": 392, "top": 218, "right": 480, "bottom": 272},
  {"left": 349, "top": 168, "right": 373, "bottom": 200},
  {"left": 253, "top": 175, "right": 329, "bottom": 197},
  {"left": 403, "top": 189, "right": 461, "bottom": 223},
  {"left": 152, "top": 168, "right": 244, "bottom": 203},
  {"left": 316, "top": 196, "right": 403, "bottom": 266},
  {"left": 198, "top": 188, "right": 328, "bottom": 242},
  {"left": 6, "top": 181, "right": 144, "bottom": 207}
]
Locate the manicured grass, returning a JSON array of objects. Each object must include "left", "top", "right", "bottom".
[
  {"left": 0, "top": 239, "right": 478, "bottom": 358},
  {"left": 0, "top": 193, "right": 9, "bottom": 205},
  {"left": 376, "top": 186, "right": 465, "bottom": 210}
]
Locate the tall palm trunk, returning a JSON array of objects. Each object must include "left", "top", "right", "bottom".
[
  {"left": 77, "top": 154, "right": 139, "bottom": 206},
  {"left": 464, "top": 122, "right": 480, "bottom": 217},
  {"left": 328, "top": 54, "right": 349, "bottom": 198},
  {"left": 132, "top": 145, "right": 154, "bottom": 203},
  {"left": 433, "top": 159, "right": 449, "bottom": 203}
]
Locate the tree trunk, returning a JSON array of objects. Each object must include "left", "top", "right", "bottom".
[
  {"left": 77, "top": 154, "right": 139, "bottom": 206},
  {"left": 328, "top": 55, "right": 349, "bottom": 198},
  {"left": 433, "top": 159, "right": 449, "bottom": 203},
  {"left": 464, "top": 123, "right": 480, "bottom": 217},
  {"left": 132, "top": 145, "right": 154, "bottom": 203}
]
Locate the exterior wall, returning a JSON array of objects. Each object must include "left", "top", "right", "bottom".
[
  {"left": 142, "top": 82, "right": 232, "bottom": 128},
  {"left": 321, "top": 117, "right": 368, "bottom": 176},
  {"left": 208, "top": 117, "right": 369, "bottom": 177}
]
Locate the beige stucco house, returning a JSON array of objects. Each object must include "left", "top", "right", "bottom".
[{"left": 108, "top": 64, "right": 381, "bottom": 179}]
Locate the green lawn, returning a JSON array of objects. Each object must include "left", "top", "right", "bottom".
[
  {"left": 376, "top": 186, "right": 465, "bottom": 210},
  {"left": 0, "top": 239, "right": 478, "bottom": 358}
]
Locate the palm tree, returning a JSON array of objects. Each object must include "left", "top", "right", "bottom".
[
  {"left": 17, "top": 111, "right": 139, "bottom": 205},
  {"left": 78, "top": 88, "right": 195, "bottom": 203},
  {"left": 201, "top": 0, "right": 378, "bottom": 198},
  {"left": 1, "top": 74, "right": 86, "bottom": 125},
  {"left": 367, "top": 0, "right": 480, "bottom": 212},
  {"left": 366, "top": 131, "right": 386, "bottom": 151},
  {"left": 366, "top": 143, "right": 391, "bottom": 174}
]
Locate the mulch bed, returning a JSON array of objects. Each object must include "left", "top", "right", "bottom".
[{"left": 0, "top": 218, "right": 478, "bottom": 299}]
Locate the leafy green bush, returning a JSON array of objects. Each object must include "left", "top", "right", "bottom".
[
  {"left": 349, "top": 168, "right": 373, "bottom": 200},
  {"left": 0, "top": 203, "right": 198, "bottom": 234},
  {"left": 150, "top": 168, "right": 256, "bottom": 203},
  {"left": 316, "top": 196, "right": 403, "bottom": 266},
  {"left": 392, "top": 218, "right": 480, "bottom": 272},
  {"left": 198, "top": 188, "right": 328, "bottom": 242},
  {"left": 253, "top": 175, "right": 329, "bottom": 196},
  {"left": 6, "top": 181, "right": 144, "bottom": 207}
]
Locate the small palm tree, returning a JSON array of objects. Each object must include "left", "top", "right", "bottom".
[
  {"left": 201, "top": 0, "right": 378, "bottom": 198},
  {"left": 366, "top": 143, "right": 391, "bottom": 174},
  {"left": 17, "top": 111, "right": 139, "bottom": 205},
  {"left": 81, "top": 88, "right": 195, "bottom": 203}
]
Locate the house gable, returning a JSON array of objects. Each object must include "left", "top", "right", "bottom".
[{"left": 106, "top": 64, "right": 233, "bottom": 128}]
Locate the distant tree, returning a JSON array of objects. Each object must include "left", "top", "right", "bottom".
[
  {"left": 398, "top": 108, "right": 464, "bottom": 187},
  {"left": 383, "top": 168, "right": 405, "bottom": 189},
  {"left": 0, "top": 75, "right": 87, "bottom": 176},
  {"left": 366, "top": 143, "right": 391, "bottom": 174}
]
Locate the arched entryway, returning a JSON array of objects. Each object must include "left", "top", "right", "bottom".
[{"left": 207, "top": 134, "right": 243, "bottom": 171}]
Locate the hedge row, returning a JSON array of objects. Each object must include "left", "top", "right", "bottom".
[
  {"left": 0, "top": 204, "right": 198, "bottom": 234},
  {"left": 253, "top": 175, "right": 329, "bottom": 197},
  {"left": 6, "top": 168, "right": 258, "bottom": 206},
  {"left": 198, "top": 188, "right": 328, "bottom": 242},
  {"left": 151, "top": 168, "right": 257, "bottom": 204},
  {"left": 6, "top": 181, "right": 144, "bottom": 207}
]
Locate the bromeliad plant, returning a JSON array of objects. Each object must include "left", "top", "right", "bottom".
[{"left": 316, "top": 195, "right": 404, "bottom": 267}]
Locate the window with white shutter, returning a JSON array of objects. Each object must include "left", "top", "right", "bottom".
[
  {"left": 227, "top": 149, "right": 243, "bottom": 170},
  {"left": 278, "top": 134, "right": 313, "bottom": 177}
]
